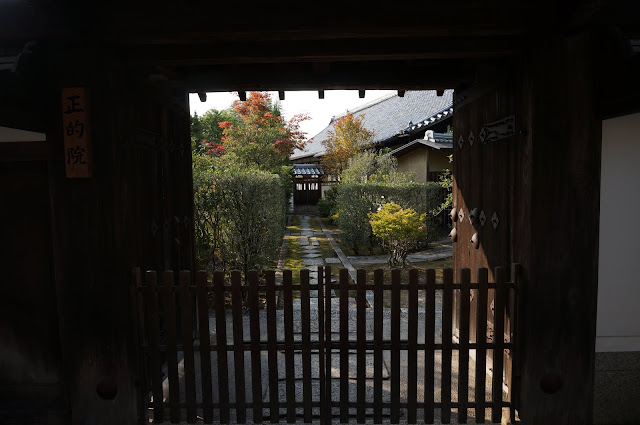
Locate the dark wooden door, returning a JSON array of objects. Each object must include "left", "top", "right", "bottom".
[
  {"left": 294, "top": 177, "right": 322, "bottom": 205},
  {"left": 452, "top": 80, "right": 519, "bottom": 406},
  {"left": 0, "top": 145, "right": 67, "bottom": 421}
]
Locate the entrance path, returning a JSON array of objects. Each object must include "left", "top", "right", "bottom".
[{"left": 155, "top": 216, "right": 495, "bottom": 424}]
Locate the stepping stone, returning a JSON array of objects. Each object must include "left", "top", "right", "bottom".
[
  {"left": 300, "top": 230, "right": 314, "bottom": 236},
  {"left": 302, "top": 258, "right": 324, "bottom": 266},
  {"left": 310, "top": 237, "right": 319, "bottom": 246},
  {"left": 325, "top": 258, "right": 341, "bottom": 264},
  {"left": 303, "top": 253, "right": 321, "bottom": 259},
  {"left": 297, "top": 237, "right": 309, "bottom": 246},
  {"left": 302, "top": 246, "right": 317, "bottom": 251}
]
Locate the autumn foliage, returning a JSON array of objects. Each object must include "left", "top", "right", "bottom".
[
  {"left": 219, "top": 92, "right": 309, "bottom": 171},
  {"left": 321, "top": 111, "right": 374, "bottom": 177}
]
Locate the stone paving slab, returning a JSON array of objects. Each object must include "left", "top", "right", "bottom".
[
  {"left": 303, "top": 258, "right": 325, "bottom": 266},
  {"left": 298, "top": 237, "right": 309, "bottom": 246},
  {"left": 310, "top": 237, "right": 319, "bottom": 246}
]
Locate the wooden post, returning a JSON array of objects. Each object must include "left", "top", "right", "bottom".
[
  {"left": 452, "top": 31, "right": 601, "bottom": 424},
  {"left": 516, "top": 32, "right": 601, "bottom": 424}
]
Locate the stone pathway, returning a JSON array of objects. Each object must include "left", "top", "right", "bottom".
[
  {"left": 157, "top": 297, "right": 500, "bottom": 424},
  {"left": 296, "top": 215, "right": 334, "bottom": 297},
  {"left": 153, "top": 219, "right": 493, "bottom": 424}
]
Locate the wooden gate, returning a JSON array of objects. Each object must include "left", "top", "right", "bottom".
[{"left": 131, "top": 265, "right": 519, "bottom": 424}]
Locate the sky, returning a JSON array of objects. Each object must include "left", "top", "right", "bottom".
[{"left": 189, "top": 90, "right": 395, "bottom": 140}]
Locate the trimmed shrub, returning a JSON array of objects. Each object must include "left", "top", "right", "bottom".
[
  {"left": 369, "top": 202, "right": 426, "bottom": 267},
  {"left": 193, "top": 154, "right": 286, "bottom": 279},
  {"left": 335, "top": 181, "right": 441, "bottom": 254},
  {"left": 317, "top": 186, "right": 338, "bottom": 218}
]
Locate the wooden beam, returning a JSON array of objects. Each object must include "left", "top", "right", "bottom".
[
  {"left": 238, "top": 91, "right": 246, "bottom": 101},
  {"left": 318, "top": 90, "right": 324, "bottom": 99},
  {"left": 87, "top": 4, "right": 546, "bottom": 44},
  {"left": 397, "top": 90, "right": 405, "bottom": 97},
  {"left": 119, "top": 36, "right": 522, "bottom": 67},
  {"left": 197, "top": 91, "right": 206, "bottom": 102},
  {"left": 358, "top": 90, "right": 365, "bottom": 98},
  {"left": 184, "top": 61, "right": 471, "bottom": 92},
  {"left": 278, "top": 90, "right": 285, "bottom": 100}
]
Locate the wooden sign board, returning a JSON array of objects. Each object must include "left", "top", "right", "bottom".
[{"left": 61, "top": 87, "right": 92, "bottom": 177}]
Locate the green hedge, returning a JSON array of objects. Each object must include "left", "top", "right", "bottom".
[
  {"left": 193, "top": 154, "right": 286, "bottom": 278},
  {"left": 317, "top": 186, "right": 338, "bottom": 218},
  {"left": 335, "top": 181, "right": 441, "bottom": 254}
]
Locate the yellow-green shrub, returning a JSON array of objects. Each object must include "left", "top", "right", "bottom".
[{"left": 369, "top": 202, "right": 426, "bottom": 267}]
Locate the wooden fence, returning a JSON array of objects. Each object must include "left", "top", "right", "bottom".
[{"left": 131, "top": 265, "right": 520, "bottom": 424}]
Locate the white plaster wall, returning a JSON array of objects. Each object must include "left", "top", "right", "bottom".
[{"left": 597, "top": 112, "right": 640, "bottom": 352}]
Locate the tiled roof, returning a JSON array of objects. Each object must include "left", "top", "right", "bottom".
[
  {"left": 291, "top": 90, "right": 453, "bottom": 159},
  {"left": 291, "top": 164, "right": 325, "bottom": 175},
  {"left": 405, "top": 106, "right": 454, "bottom": 133},
  {"left": 388, "top": 130, "right": 453, "bottom": 156}
]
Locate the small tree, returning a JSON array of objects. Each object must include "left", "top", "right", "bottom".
[
  {"left": 321, "top": 112, "right": 373, "bottom": 177},
  {"left": 220, "top": 92, "right": 309, "bottom": 172},
  {"left": 430, "top": 154, "right": 453, "bottom": 217},
  {"left": 369, "top": 202, "right": 426, "bottom": 267},
  {"left": 191, "top": 108, "right": 241, "bottom": 155},
  {"left": 341, "top": 150, "right": 413, "bottom": 184}
]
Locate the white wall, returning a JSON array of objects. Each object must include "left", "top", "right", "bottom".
[{"left": 597, "top": 112, "right": 640, "bottom": 352}]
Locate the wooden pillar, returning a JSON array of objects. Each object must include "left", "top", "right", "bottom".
[
  {"left": 452, "top": 31, "right": 601, "bottom": 424},
  {"left": 48, "top": 50, "right": 194, "bottom": 424},
  {"left": 517, "top": 32, "right": 601, "bottom": 424}
]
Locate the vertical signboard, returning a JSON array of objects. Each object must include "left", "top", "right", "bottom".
[{"left": 61, "top": 87, "right": 92, "bottom": 177}]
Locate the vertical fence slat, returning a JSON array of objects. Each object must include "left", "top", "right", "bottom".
[
  {"left": 145, "top": 271, "right": 164, "bottom": 423},
  {"left": 441, "top": 268, "right": 453, "bottom": 424},
  {"left": 300, "top": 269, "right": 312, "bottom": 423},
  {"left": 356, "top": 269, "right": 367, "bottom": 424},
  {"left": 248, "top": 270, "right": 263, "bottom": 424},
  {"left": 161, "top": 271, "right": 180, "bottom": 423},
  {"left": 476, "top": 268, "right": 488, "bottom": 423},
  {"left": 325, "top": 266, "right": 332, "bottom": 422},
  {"left": 339, "top": 268, "right": 350, "bottom": 424},
  {"left": 231, "top": 271, "right": 246, "bottom": 423},
  {"left": 459, "top": 268, "right": 471, "bottom": 423},
  {"left": 510, "top": 263, "right": 522, "bottom": 423},
  {"left": 407, "top": 268, "right": 418, "bottom": 424},
  {"left": 492, "top": 267, "right": 506, "bottom": 423},
  {"left": 179, "top": 271, "right": 197, "bottom": 423},
  {"left": 214, "top": 270, "right": 230, "bottom": 424},
  {"left": 283, "top": 270, "right": 296, "bottom": 423},
  {"left": 373, "top": 269, "right": 383, "bottom": 425},
  {"left": 424, "top": 269, "right": 436, "bottom": 424},
  {"left": 265, "top": 271, "right": 279, "bottom": 423},
  {"left": 196, "top": 271, "right": 214, "bottom": 423},
  {"left": 317, "top": 266, "right": 326, "bottom": 425},
  {"left": 390, "top": 268, "right": 401, "bottom": 424},
  {"left": 131, "top": 268, "right": 146, "bottom": 423}
]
